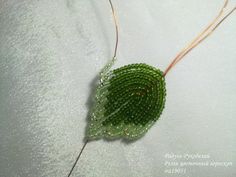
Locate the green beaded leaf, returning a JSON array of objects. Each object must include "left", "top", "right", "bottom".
[{"left": 87, "top": 63, "right": 166, "bottom": 140}]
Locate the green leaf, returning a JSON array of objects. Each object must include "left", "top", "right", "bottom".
[{"left": 87, "top": 63, "right": 166, "bottom": 140}]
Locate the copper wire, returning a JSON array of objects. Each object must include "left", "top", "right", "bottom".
[
  {"left": 67, "top": 1, "right": 118, "bottom": 176},
  {"left": 164, "top": 0, "right": 235, "bottom": 76},
  {"left": 109, "top": 0, "right": 119, "bottom": 58},
  {"left": 67, "top": 1, "right": 235, "bottom": 176}
]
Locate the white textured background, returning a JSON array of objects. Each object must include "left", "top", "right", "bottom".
[{"left": 0, "top": 0, "right": 235, "bottom": 177}]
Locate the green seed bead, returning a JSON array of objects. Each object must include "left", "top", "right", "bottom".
[{"left": 87, "top": 63, "right": 166, "bottom": 140}]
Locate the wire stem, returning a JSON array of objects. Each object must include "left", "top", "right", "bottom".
[
  {"left": 109, "top": 0, "right": 119, "bottom": 58},
  {"left": 67, "top": 140, "right": 89, "bottom": 177}
]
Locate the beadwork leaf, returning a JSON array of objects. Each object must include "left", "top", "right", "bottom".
[{"left": 87, "top": 63, "right": 166, "bottom": 140}]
